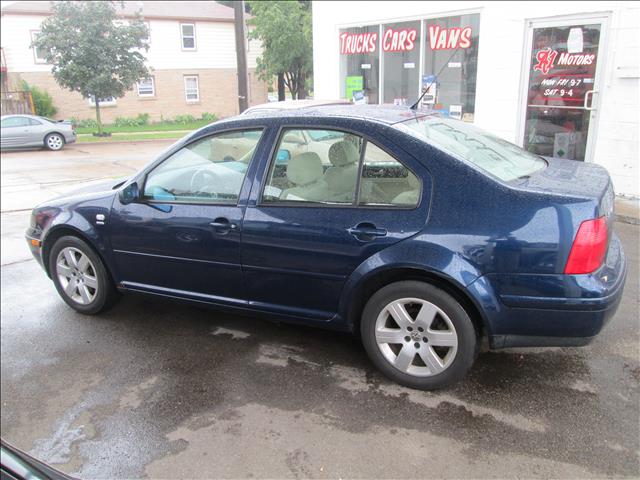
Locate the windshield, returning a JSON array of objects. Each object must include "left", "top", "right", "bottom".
[{"left": 396, "top": 116, "right": 546, "bottom": 182}]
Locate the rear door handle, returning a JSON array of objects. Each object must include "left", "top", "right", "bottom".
[
  {"left": 348, "top": 223, "right": 387, "bottom": 241},
  {"left": 209, "top": 217, "right": 237, "bottom": 234}
]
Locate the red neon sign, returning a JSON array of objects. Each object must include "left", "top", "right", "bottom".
[
  {"left": 382, "top": 28, "right": 417, "bottom": 52},
  {"left": 428, "top": 25, "right": 472, "bottom": 50},
  {"left": 340, "top": 32, "right": 378, "bottom": 54}
]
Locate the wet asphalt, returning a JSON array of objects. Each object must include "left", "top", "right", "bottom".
[{"left": 0, "top": 144, "right": 639, "bottom": 479}]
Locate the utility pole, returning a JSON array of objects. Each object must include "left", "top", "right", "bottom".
[{"left": 233, "top": 0, "right": 249, "bottom": 113}]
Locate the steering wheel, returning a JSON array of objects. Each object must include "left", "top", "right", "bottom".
[{"left": 189, "top": 168, "right": 220, "bottom": 196}]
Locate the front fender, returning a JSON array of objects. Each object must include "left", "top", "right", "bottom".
[{"left": 41, "top": 195, "right": 115, "bottom": 279}]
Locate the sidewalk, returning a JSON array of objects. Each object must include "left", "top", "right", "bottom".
[{"left": 616, "top": 197, "right": 640, "bottom": 225}]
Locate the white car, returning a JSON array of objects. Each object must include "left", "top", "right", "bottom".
[
  {"left": 242, "top": 99, "right": 350, "bottom": 116},
  {"left": 0, "top": 114, "right": 77, "bottom": 151}
]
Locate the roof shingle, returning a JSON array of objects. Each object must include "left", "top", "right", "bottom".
[{"left": 1, "top": 1, "right": 236, "bottom": 22}]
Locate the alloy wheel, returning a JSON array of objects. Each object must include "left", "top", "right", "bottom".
[
  {"left": 56, "top": 247, "right": 99, "bottom": 305},
  {"left": 374, "top": 297, "right": 458, "bottom": 377},
  {"left": 47, "top": 134, "right": 64, "bottom": 150}
]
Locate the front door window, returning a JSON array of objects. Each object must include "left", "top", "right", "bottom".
[
  {"left": 143, "top": 130, "right": 263, "bottom": 204},
  {"left": 523, "top": 24, "right": 601, "bottom": 161}
]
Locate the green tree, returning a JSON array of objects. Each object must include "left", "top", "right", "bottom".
[
  {"left": 21, "top": 81, "right": 57, "bottom": 117},
  {"left": 247, "top": 1, "right": 312, "bottom": 100},
  {"left": 31, "top": 1, "right": 149, "bottom": 134}
]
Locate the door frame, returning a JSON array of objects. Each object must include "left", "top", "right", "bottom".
[{"left": 515, "top": 11, "right": 611, "bottom": 163}]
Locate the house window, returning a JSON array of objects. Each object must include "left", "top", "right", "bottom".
[
  {"left": 31, "top": 31, "right": 48, "bottom": 64},
  {"left": 87, "top": 96, "right": 117, "bottom": 107},
  {"left": 137, "top": 77, "right": 155, "bottom": 97},
  {"left": 180, "top": 23, "right": 196, "bottom": 50},
  {"left": 184, "top": 76, "right": 199, "bottom": 102}
]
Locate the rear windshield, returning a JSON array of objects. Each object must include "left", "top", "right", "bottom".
[{"left": 396, "top": 116, "right": 546, "bottom": 182}]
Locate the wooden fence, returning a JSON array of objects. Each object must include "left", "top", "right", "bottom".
[{"left": 1, "top": 91, "right": 34, "bottom": 115}]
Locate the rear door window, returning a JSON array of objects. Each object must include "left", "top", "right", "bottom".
[
  {"left": 262, "top": 128, "right": 363, "bottom": 205},
  {"left": 261, "top": 128, "right": 421, "bottom": 208},
  {"left": 358, "top": 142, "right": 421, "bottom": 207}
]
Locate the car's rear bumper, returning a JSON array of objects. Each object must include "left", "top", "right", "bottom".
[
  {"left": 472, "top": 233, "right": 627, "bottom": 349},
  {"left": 64, "top": 131, "right": 77, "bottom": 144}
]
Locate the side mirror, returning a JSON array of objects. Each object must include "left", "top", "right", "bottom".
[{"left": 119, "top": 182, "right": 140, "bottom": 204}]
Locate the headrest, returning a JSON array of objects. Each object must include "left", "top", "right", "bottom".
[
  {"left": 286, "top": 152, "right": 324, "bottom": 186},
  {"left": 328, "top": 140, "right": 359, "bottom": 167}
]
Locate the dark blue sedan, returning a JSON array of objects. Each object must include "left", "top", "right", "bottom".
[{"left": 26, "top": 105, "right": 627, "bottom": 389}]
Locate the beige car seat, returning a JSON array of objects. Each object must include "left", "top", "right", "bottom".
[
  {"left": 392, "top": 174, "right": 421, "bottom": 205},
  {"left": 281, "top": 152, "right": 330, "bottom": 202},
  {"left": 323, "top": 140, "right": 360, "bottom": 202}
]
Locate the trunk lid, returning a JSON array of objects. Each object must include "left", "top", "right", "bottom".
[{"left": 516, "top": 157, "right": 615, "bottom": 220}]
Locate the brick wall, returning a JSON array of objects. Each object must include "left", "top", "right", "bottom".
[{"left": 10, "top": 68, "right": 268, "bottom": 123}]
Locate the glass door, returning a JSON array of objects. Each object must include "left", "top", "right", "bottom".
[{"left": 521, "top": 17, "right": 607, "bottom": 162}]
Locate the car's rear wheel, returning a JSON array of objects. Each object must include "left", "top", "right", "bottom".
[
  {"left": 44, "top": 133, "right": 65, "bottom": 151},
  {"left": 361, "top": 281, "right": 477, "bottom": 390},
  {"left": 49, "top": 236, "right": 119, "bottom": 314}
]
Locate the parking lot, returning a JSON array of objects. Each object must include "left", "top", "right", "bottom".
[{"left": 1, "top": 143, "right": 639, "bottom": 478}]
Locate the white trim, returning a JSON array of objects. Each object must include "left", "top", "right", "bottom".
[
  {"left": 334, "top": 7, "right": 484, "bottom": 30},
  {"left": 184, "top": 75, "right": 200, "bottom": 102},
  {"left": 30, "top": 30, "right": 47, "bottom": 64},
  {"left": 87, "top": 96, "right": 117, "bottom": 107},
  {"left": 180, "top": 23, "right": 197, "bottom": 51},
  {"left": 137, "top": 76, "right": 156, "bottom": 97}
]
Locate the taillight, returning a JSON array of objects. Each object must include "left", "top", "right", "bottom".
[{"left": 564, "top": 217, "right": 608, "bottom": 274}]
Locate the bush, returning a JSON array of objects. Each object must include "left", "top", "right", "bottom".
[
  {"left": 77, "top": 118, "right": 98, "bottom": 129},
  {"left": 200, "top": 112, "right": 218, "bottom": 122},
  {"left": 172, "top": 114, "right": 197, "bottom": 124},
  {"left": 22, "top": 81, "right": 57, "bottom": 117},
  {"left": 113, "top": 113, "right": 150, "bottom": 127}
]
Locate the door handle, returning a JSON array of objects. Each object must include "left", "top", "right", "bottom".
[
  {"left": 348, "top": 222, "right": 387, "bottom": 241},
  {"left": 584, "top": 90, "right": 596, "bottom": 111},
  {"left": 209, "top": 217, "right": 237, "bottom": 234}
]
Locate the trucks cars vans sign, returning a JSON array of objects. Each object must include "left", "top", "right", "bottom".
[{"left": 340, "top": 26, "right": 473, "bottom": 54}]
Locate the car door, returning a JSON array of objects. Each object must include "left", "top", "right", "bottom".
[
  {"left": 0, "top": 116, "right": 31, "bottom": 148},
  {"left": 240, "top": 121, "right": 431, "bottom": 321},
  {"left": 108, "top": 128, "right": 266, "bottom": 304},
  {"left": 26, "top": 117, "right": 47, "bottom": 146}
]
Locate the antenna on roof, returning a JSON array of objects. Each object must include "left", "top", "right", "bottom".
[{"left": 409, "top": 47, "right": 463, "bottom": 110}]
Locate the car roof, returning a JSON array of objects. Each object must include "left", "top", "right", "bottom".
[
  {"left": 234, "top": 104, "right": 436, "bottom": 126},
  {"left": 1, "top": 114, "right": 41, "bottom": 120}
]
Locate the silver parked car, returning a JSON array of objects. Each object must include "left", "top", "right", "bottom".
[{"left": 0, "top": 114, "right": 77, "bottom": 151}]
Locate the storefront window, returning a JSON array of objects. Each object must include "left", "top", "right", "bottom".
[
  {"left": 382, "top": 21, "right": 421, "bottom": 105},
  {"left": 422, "top": 14, "right": 480, "bottom": 121},
  {"left": 339, "top": 26, "right": 380, "bottom": 104}
]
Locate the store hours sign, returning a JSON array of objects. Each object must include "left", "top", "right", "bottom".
[{"left": 530, "top": 47, "right": 597, "bottom": 105}]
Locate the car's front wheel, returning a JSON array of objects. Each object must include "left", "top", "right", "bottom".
[
  {"left": 49, "top": 236, "right": 119, "bottom": 314},
  {"left": 361, "top": 281, "right": 477, "bottom": 390},
  {"left": 44, "top": 133, "right": 65, "bottom": 151}
]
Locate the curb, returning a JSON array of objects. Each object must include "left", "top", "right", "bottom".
[
  {"left": 615, "top": 214, "right": 639, "bottom": 226},
  {"left": 75, "top": 137, "right": 180, "bottom": 146}
]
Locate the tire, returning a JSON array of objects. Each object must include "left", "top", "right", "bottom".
[
  {"left": 49, "top": 235, "right": 119, "bottom": 314},
  {"left": 360, "top": 281, "right": 477, "bottom": 390},
  {"left": 44, "top": 133, "right": 65, "bottom": 151}
]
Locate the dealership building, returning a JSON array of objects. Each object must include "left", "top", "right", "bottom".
[{"left": 312, "top": 1, "right": 639, "bottom": 197}]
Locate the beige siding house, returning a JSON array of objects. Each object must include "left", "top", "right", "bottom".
[{"left": 0, "top": 1, "right": 268, "bottom": 122}]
